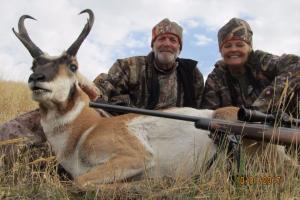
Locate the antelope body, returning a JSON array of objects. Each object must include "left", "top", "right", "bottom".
[{"left": 13, "top": 9, "right": 291, "bottom": 188}]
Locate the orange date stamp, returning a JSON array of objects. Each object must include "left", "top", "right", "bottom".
[{"left": 237, "top": 176, "right": 282, "bottom": 185}]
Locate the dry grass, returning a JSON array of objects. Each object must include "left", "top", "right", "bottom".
[
  {"left": 0, "top": 80, "right": 37, "bottom": 123},
  {"left": 1, "top": 143, "right": 300, "bottom": 200},
  {"left": 1, "top": 80, "right": 300, "bottom": 199}
]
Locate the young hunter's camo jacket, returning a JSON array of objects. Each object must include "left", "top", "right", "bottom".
[
  {"left": 201, "top": 50, "right": 300, "bottom": 115},
  {"left": 94, "top": 52, "right": 204, "bottom": 109}
]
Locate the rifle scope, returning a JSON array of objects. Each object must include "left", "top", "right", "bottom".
[{"left": 237, "top": 107, "right": 275, "bottom": 123}]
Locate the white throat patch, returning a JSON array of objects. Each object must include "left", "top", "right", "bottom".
[{"left": 41, "top": 99, "right": 85, "bottom": 135}]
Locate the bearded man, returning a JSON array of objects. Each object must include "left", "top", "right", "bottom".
[{"left": 94, "top": 18, "right": 204, "bottom": 109}]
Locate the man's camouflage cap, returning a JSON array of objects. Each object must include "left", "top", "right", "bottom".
[
  {"left": 218, "top": 18, "right": 253, "bottom": 48},
  {"left": 151, "top": 18, "right": 183, "bottom": 50}
]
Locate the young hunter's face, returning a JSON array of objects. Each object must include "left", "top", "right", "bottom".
[
  {"left": 153, "top": 33, "right": 180, "bottom": 66},
  {"left": 220, "top": 40, "right": 252, "bottom": 68}
]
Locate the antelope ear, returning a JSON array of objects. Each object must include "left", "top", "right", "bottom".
[
  {"left": 76, "top": 72, "right": 101, "bottom": 100},
  {"left": 80, "top": 84, "right": 101, "bottom": 101}
]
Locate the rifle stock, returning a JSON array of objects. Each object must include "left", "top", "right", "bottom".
[{"left": 89, "top": 102, "right": 300, "bottom": 146}]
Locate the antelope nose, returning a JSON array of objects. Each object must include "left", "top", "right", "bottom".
[{"left": 28, "top": 73, "right": 46, "bottom": 83}]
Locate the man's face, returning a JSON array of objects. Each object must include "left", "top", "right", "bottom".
[
  {"left": 220, "top": 39, "right": 252, "bottom": 68},
  {"left": 152, "top": 33, "right": 181, "bottom": 66}
]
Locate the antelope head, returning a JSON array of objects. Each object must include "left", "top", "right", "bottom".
[{"left": 13, "top": 9, "right": 95, "bottom": 110}]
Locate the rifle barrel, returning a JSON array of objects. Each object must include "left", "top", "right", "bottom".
[{"left": 89, "top": 102, "right": 202, "bottom": 122}]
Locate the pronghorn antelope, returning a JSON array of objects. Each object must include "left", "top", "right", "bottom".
[
  {"left": 12, "top": 9, "right": 218, "bottom": 187},
  {"left": 13, "top": 9, "right": 290, "bottom": 187}
]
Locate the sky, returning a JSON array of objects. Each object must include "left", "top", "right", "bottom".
[{"left": 1, "top": 0, "right": 300, "bottom": 82}]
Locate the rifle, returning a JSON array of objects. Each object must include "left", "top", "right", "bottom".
[{"left": 89, "top": 102, "right": 300, "bottom": 146}]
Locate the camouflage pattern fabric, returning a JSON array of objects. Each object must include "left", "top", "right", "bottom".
[
  {"left": 0, "top": 109, "right": 45, "bottom": 143},
  {"left": 151, "top": 18, "right": 183, "bottom": 50},
  {"left": 0, "top": 109, "right": 48, "bottom": 167},
  {"left": 94, "top": 52, "right": 204, "bottom": 109},
  {"left": 201, "top": 50, "right": 300, "bottom": 116},
  {"left": 252, "top": 62, "right": 300, "bottom": 115},
  {"left": 218, "top": 18, "right": 253, "bottom": 48}
]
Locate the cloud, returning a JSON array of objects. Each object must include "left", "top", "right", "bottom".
[
  {"left": 194, "top": 34, "right": 213, "bottom": 46},
  {"left": 1, "top": 0, "right": 300, "bottom": 82},
  {"left": 185, "top": 19, "right": 200, "bottom": 29}
]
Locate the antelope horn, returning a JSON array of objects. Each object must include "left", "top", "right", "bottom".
[
  {"left": 67, "top": 9, "right": 94, "bottom": 56},
  {"left": 12, "top": 15, "right": 44, "bottom": 58}
]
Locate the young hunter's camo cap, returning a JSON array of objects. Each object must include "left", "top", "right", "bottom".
[
  {"left": 151, "top": 18, "right": 183, "bottom": 50},
  {"left": 218, "top": 18, "right": 253, "bottom": 49}
]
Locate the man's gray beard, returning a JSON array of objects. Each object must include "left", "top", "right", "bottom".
[{"left": 154, "top": 50, "right": 180, "bottom": 66}]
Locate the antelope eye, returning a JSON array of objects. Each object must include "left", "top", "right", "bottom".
[{"left": 69, "top": 64, "right": 78, "bottom": 72}]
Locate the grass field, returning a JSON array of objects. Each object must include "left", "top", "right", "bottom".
[
  {"left": 0, "top": 80, "right": 37, "bottom": 124},
  {"left": 1, "top": 80, "right": 300, "bottom": 199}
]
